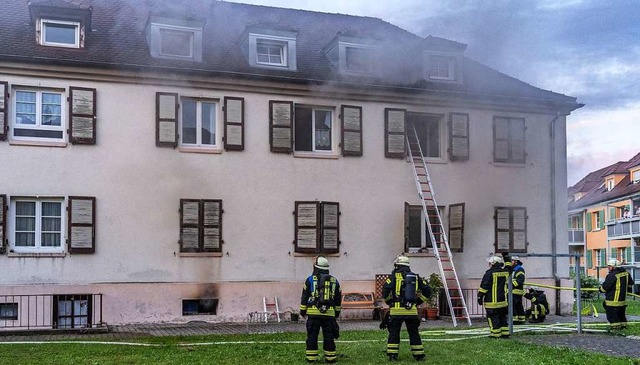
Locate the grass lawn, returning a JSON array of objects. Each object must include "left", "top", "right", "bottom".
[
  {"left": 1, "top": 326, "right": 639, "bottom": 365},
  {"left": 576, "top": 297, "right": 640, "bottom": 316}
]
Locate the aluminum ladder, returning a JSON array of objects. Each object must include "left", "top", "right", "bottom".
[{"left": 406, "top": 123, "right": 472, "bottom": 327}]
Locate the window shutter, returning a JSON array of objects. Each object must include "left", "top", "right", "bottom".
[
  {"left": 404, "top": 202, "right": 410, "bottom": 252},
  {"left": 223, "top": 97, "right": 244, "bottom": 151},
  {"left": 586, "top": 212, "right": 592, "bottom": 231},
  {"left": 321, "top": 202, "right": 340, "bottom": 254},
  {"left": 68, "top": 87, "right": 97, "bottom": 144},
  {"left": 180, "top": 199, "right": 201, "bottom": 252},
  {"left": 495, "top": 207, "right": 510, "bottom": 253},
  {"left": 0, "top": 194, "right": 6, "bottom": 254},
  {"left": 156, "top": 92, "right": 178, "bottom": 147},
  {"left": 269, "top": 100, "right": 293, "bottom": 153},
  {"left": 600, "top": 250, "right": 606, "bottom": 267},
  {"left": 385, "top": 108, "right": 406, "bottom": 158},
  {"left": 448, "top": 203, "right": 465, "bottom": 252},
  {"left": 341, "top": 105, "right": 363, "bottom": 156},
  {"left": 294, "top": 201, "right": 320, "bottom": 253},
  {"left": 512, "top": 207, "right": 527, "bottom": 252},
  {"left": 202, "top": 200, "right": 222, "bottom": 252},
  {"left": 510, "top": 118, "right": 526, "bottom": 163},
  {"left": 449, "top": 113, "right": 469, "bottom": 161},
  {"left": 598, "top": 211, "right": 604, "bottom": 229},
  {"left": 67, "top": 196, "right": 96, "bottom": 254},
  {"left": 494, "top": 117, "right": 509, "bottom": 161},
  {"left": 586, "top": 250, "right": 592, "bottom": 269},
  {"left": 626, "top": 247, "right": 631, "bottom": 263},
  {"left": 0, "top": 81, "right": 7, "bottom": 141}
]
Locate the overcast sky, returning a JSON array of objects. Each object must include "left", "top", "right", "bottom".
[{"left": 230, "top": 0, "right": 639, "bottom": 186}]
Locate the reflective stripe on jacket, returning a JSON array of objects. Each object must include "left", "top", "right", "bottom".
[
  {"left": 300, "top": 273, "right": 342, "bottom": 317},
  {"left": 478, "top": 265, "right": 509, "bottom": 309},
  {"left": 382, "top": 267, "right": 431, "bottom": 316},
  {"left": 599, "top": 268, "right": 633, "bottom": 307}
]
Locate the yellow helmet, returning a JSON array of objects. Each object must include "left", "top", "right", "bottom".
[
  {"left": 314, "top": 256, "right": 330, "bottom": 269},
  {"left": 394, "top": 254, "right": 411, "bottom": 267}
]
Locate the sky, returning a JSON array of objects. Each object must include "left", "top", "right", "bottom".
[{"left": 230, "top": 0, "right": 639, "bottom": 186}]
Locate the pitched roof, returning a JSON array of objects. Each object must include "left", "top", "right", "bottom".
[
  {"left": 568, "top": 153, "right": 640, "bottom": 211},
  {"left": 0, "top": 0, "right": 581, "bottom": 110}
]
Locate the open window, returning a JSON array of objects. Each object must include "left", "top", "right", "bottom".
[
  {"left": 268, "top": 101, "right": 337, "bottom": 155},
  {"left": 404, "top": 203, "right": 444, "bottom": 253},
  {"left": 406, "top": 112, "right": 445, "bottom": 161}
]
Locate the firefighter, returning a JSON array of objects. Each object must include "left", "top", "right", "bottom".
[
  {"left": 382, "top": 254, "right": 431, "bottom": 362},
  {"left": 478, "top": 255, "right": 510, "bottom": 338},
  {"left": 300, "top": 256, "right": 342, "bottom": 363},
  {"left": 524, "top": 286, "right": 549, "bottom": 323},
  {"left": 599, "top": 259, "right": 634, "bottom": 330},
  {"left": 510, "top": 256, "right": 526, "bottom": 324}
]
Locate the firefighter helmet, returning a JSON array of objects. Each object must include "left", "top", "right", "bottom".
[
  {"left": 607, "top": 258, "right": 621, "bottom": 267},
  {"left": 489, "top": 256, "right": 504, "bottom": 265},
  {"left": 314, "top": 256, "right": 330, "bottom": 269},
  {"left": 511, "top": 255, "right": 520, "bottom": 261},
  {"left": 394, "top": 254, "right": 411, "bottom": 267}
]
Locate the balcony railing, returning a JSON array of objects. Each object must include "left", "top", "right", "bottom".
[
  {"left": 606, "top": 216, "right": 640, "bottom": 239},
  {"left": 568, "top": 229, "right": 585, "bottom": 244},
  {"left": 0, "top": 293, "right": 105, "bottom": 332}
]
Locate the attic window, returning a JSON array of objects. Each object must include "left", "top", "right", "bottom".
[
  {"left": 256, "top": 40, "right": 286, "bottom": 66},
  {"left": 324, "top": 38, "right": 377, "bottom": 76},
  {"left": 29, "top": 4, "right": 91, "bottom": 49},
  {"left": 423, "top": 51, "right": 462, "bottom": 83},
  {"left": 345, "top": 46, "right": 374, "bottom": 73},
  {"left": 244, "top": 32, "right": 297, "bottom": 71},
  {"left": 606, "top": 179, "right": 614, "bottom": 191},
  {"left": 40, "top": 19, "right": 80, "bottom": 48},
  {"left": 147, "top": 17, "right": 204, "bottom": 62},
  {"left": 632, "top": 169, "right": 640, "bottom": 184}
]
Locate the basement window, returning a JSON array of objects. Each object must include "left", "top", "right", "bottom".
[
  {"left": 182, "top": 299, "right": 218, "bottom": 315},
  {"left": 0, "top": 303, "right": 18, "bottom": 320}
]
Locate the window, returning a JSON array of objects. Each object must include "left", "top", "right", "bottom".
[
  {"left": 245, "top": 32, "right": 297, "bottom": 71},
  {"left": 595, "top": 249, "right": 602, "bottom": 267},
  {"left": 568, "top": 215, "right": 583, "bottom": 229},
  {"left": 180, "top": 98, "right": 217, "bottom": 147},
  {"left": 40, "top": 19, "right": 80, "bottom": 48},
  {"left": 294, "top": 201, "right": 340, "bottom": 254},
  {"left": 493, "top": 117, "right": 525, "bottom": 164},
  {"left": 407, "top": 113, "right": 444, "bottom": 159},
  {"left": 179, "top": 199, "right": 222, "bottom": 253},
  {"left": 428, "top": 55, "right": 455, "bottom": 80},
  {"left": 294, "top": 106, "right": 333, "bottom": 153},
  {"left": 147, "top": 17, "right": 204, "bottom": 62},
  {"left": 182, "top": 299, "right": 218, "bottom": 316},
  {"left": 494, "top": 207, "right": 527, "bottom": 253},
  {"left": 345, "top": 46, "right": 374, "bottom": 73},
  {"left": 606, "top": 179, "right": 614, "bottom": 191},
  {"left": 324, "top": 39, "right": 377, "bottom": 76},
  {"left": 13, "top": 89, "right": 65, "bottom": 141},
  {"left": 0, "top": 303, "right": 18, "bottom": 320},
  {"left": 256, "top": 40, "right": 286, "bottom": 66},
  {"left": 10, "top": 198, "right": 64, "bottom": 253},
  {"left": 53, "top": 294, "right": 91, "bottom": 329},
  {"left": 595, "top": 210, "right": 604, "bottom": 230},
  {"left": 404, "top": 204, "right": 444, "bottom": 253},
  {"left": 633, "top": 169, "right": 640, "bottom": 184}
]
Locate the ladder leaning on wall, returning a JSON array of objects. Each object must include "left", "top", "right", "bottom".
[{"left": 406, "top": 123, "right": 472, "bottom": 327}]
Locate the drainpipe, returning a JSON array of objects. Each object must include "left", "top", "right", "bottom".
[{"left": 550, "top": 112, "right": 562, "bottom": 314}]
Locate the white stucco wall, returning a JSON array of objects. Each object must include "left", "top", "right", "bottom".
[{"left": 0, "top": 69, "right": 572, "bottom": 322}]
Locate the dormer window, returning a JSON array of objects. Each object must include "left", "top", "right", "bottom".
[
  {"left": 423, "top": 51, "right": 463, "bottom": 83},
  {"left": 345, "top": 46, "right": 374, "bottom": 73},
  {"left": 243, "top": 30, "right": 297, "bottom": 71},
  {"left": 606, "top": 178, "right": 615, "bottom": 191},
  {"left": 324, "top": 36, "right": 378, "bottom": 76},
  {"left": 147, "top": 16, "right": 204, "bottom": 62},
  {"left": 40, "top": 19, "right": 80, "bottom": 48},
  {"left": 632, "top": 169, "right": 640, "bottom": 184}
]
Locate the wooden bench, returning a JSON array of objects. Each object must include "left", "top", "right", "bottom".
[{"left": 341, "top": 292, "right": 376, "bottom": 310}]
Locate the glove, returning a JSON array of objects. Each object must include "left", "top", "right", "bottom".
[
  {"left": 477, "top": 297, "right": 483, "bottom": 306},
  {"left": 300, "top": 309, "right": 307, "bottom": 318},
  {"left": 335, "top": 310, "right": 341, "bottom": 319}
]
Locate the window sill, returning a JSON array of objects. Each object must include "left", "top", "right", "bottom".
[
  {"left": 407, "top": 157, "right": 447, "bottom": 164},
  {"left": 491, "top": 161, "right": 526, "bottom": 168},
  {"left": 9, "top": 140, "right": 67, "bottom": 148},
  {"left": 8, "top": 252, "right": 66, "bottom": 258},
  {"left": 406, "top": 252, "right": 436, "bottom": 257},
  {"left": 179, "top": 252, "right": 223, "bottom": 257},
  {"left": 293, "top": 152, "right": 339, "bottom": 160},
  {"left": 293, "top": 252, "right": 340, "bottom": 257},
  {"left": 178, "top": 146, "right": 222, "bottom": 154}
]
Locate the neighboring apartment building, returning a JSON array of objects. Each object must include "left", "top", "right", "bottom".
[
  {"left": 0, "top": 0, "right": 582, "bottom": 327},
  {"left": 568, "top": 153, "right": 640, "bottom": 282}
]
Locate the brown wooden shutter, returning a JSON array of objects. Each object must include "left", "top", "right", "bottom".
[
  {"left": 270, "top": 100, "right": 293, "bottom": 153},
  {"left": 341, "top": 105, "right": 363, "bottom": 156},
  {"left": 448, "top": 203, "right": 465, "bottom": 252},
  {"left": 294, "top": 201, "right": 320, "bottom": 253},
  {"left": 68, "top": 196, "right": 96, "bottom": 254},
  {"left": 0, "top": 194, "right": 6, "bottom": 254},
  {"left": 494, "top": 206, "right": 527, "bottom": 253},
  {"left": 156, "top": 92, "right": 178, "bottom": 147},
  {"left": 449, "top": 113, "right": 469, "bottom": 161},
  {"left": 202, "top": 199, "right": 222, "bottom": 252},
  {"left": 510, "top": 118, "right": 526, "bottom": 164},
  {"left": 0, "top": 81, "right": 7, "bottom": 141},
  {"left": 180, "top": 199, "right": 201, "bottom": 252},
  {"left": 494, "top": 117, "right": 525, "bottom": 163},
  {"left": 494, "top": 207, "right": 510, "bottom": 253},
  {"left": 494, "top": 117, "right": 509, "bottom": 162},
  {"left": 512, "top": 207, "right": 527, "bottom": 252},
  {"left": 224, "top": 97, "right": 244, "bottom": 151},
  {"left": 68, "top": 87, "right": 97, "bottom": 144},
  {"left": 321, "top": 202, "right": 340, "bottom": 254},
  {"left": 384, "top": 108, "right": 406, "bottom": 158}
]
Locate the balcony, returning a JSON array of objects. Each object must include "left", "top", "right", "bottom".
[
  {"left": 606, "top": 216, "right": 640, "bottom": 239},
  {"left": 568, "top": 229, "right": 585, "bottom": 245}
]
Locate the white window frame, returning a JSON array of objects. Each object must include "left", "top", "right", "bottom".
[
  {"left": 606, "top": 179, "right": 614, "bottom": 191},
  {"left": 159, "top": 26, "right": 195, "bottom": 59},
  {"left": 406, "top": 205, "right": 445, "bottom": 253},
  {"left": 9, "top": 197, "right": 66, "bottom": 254},
  {"left": 632, "top": 169, "right": 640, "bottom": 184},
  {"left": 12, "top": 88, "right": 66, "bottom": 142},
  {"left": 408, "top": 112, "right": 446, "bottom": 162},
  {"left": 40, "top": 19, "right": 80, "bottom": 48},
  {"left": 256, "top": 39, "right": 287, "bottom": 67},
  {"left": 423, "top": 51, "right": 463, "bottom": 84},
  {"left": 147, "top": 18, "right": 203, "bottom": 62},
  {"left": 428, "top": 55, "right": 455, "bottom": 80},
  {"left": 179, "top": 98, "right": 220, "bottom": 149},
  {"left": 595, "top": 249, "right": 602, "bottom": 267},
  {"left": 294, "top": 106, "right": 336, "bottom": 155},
  {"left": 247, "top": 33, "right": 297, "bottom": 71}
]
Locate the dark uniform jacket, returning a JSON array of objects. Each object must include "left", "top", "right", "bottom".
[
  {"left": 300, "top": 269, "right": 342, "bottom": 317},
  {"left": 478, "top": 264, "right": 509, "bottom": 309},
  {"left": 524, "top": 290, "right": 549, "bottom": 314},
  {"left": 599, "top": 267, "right": 634, "bottom": 307},
  {"left": 512, "top": 264, "right": 525, "bottom": 296},
  {"left": 382, "top": 266, "right": 431, "bottom": 316}
]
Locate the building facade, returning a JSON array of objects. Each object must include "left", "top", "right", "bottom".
[{"left": 0, "top": 0, "right": 581, "bottom": 327}]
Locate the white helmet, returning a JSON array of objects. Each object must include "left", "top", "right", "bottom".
[
  {"left": 314, "top": 256, "right": 329, "bottom": 269},
  {"left": 394, "top": 254, "right": 411, "bottom": 267},
  {"left": 607, "top": 258, "right": 621, "bottom": 268},
  {"left": 489, "top": 256, "right": 504, "bottom": 265},
  {"left": 511, "top": 255, "right": 520, "bottom": 261}
]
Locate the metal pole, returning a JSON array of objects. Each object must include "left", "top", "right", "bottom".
[
  {"left": 508, "top": 270, "right": 513, "bottom": 335},
  {"left": 575, "top": 258, "right": 582, "bottom": 334}
]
